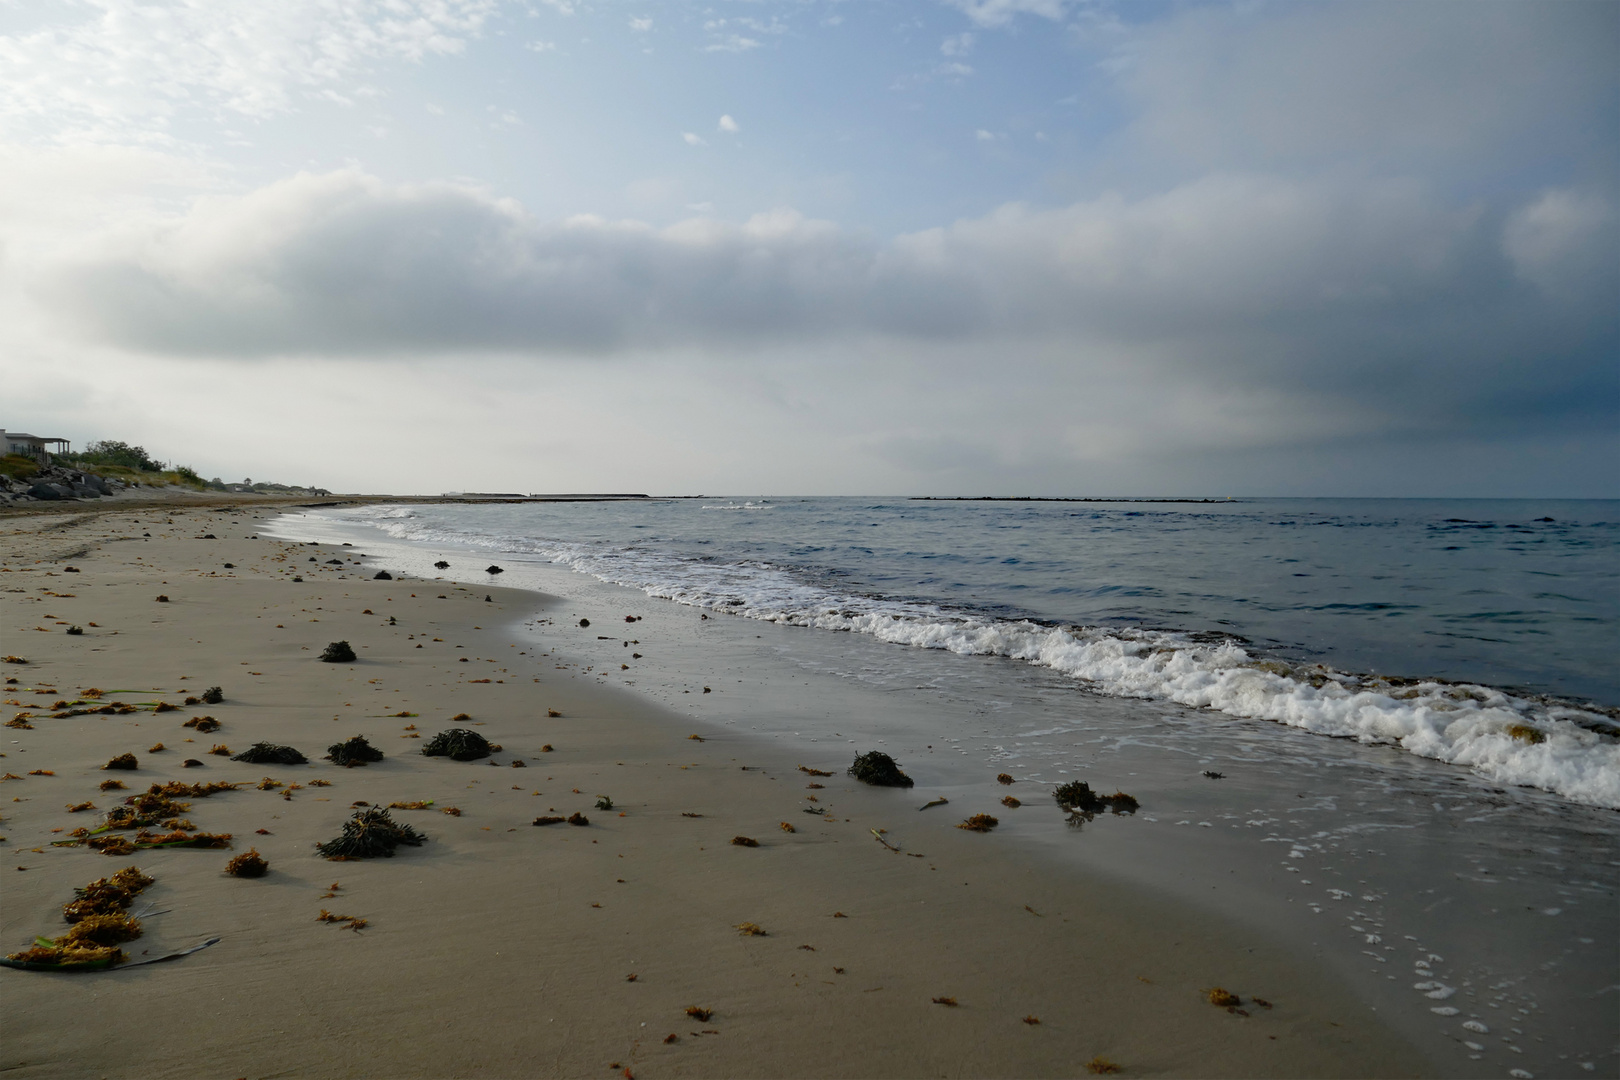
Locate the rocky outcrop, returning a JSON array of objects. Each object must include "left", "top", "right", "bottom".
[{"left": 2, "top": 465, "right": 126, "bottom": 503}]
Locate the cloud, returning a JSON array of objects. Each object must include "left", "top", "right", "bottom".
[
  {"left": 0, "top": 0, "right": 497, "bottom": 143},
  {"left": 940, "top": 0, "right": 1072, "bottom": 29},
  {"left": 940, "top": 32, "right": 975, "bottom": 56},
  {"left": 19, "top": 167, "right": 1613, "bottom": 459},
  {"left": 628, "top": 16, "right": 653, "bottom": 33},
  {"left": 705, "top": 35, "right": 762, "bottom": 54},
  {"left": 718, "top": 114, "right": 740, "bottom": 134},
  {"left": 682, "top": 132, "right": 707, "bottom": 147},
  {"left": 1112, "top": 1, "right": 1619, "bottom": 175}
]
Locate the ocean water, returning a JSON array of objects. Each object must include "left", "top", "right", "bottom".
[
  {"left": 264, "top": 497, "right": 1620, "bottom": 1075},
  {"left": 333, "top": 497, "right": 1617, "bottom": 808}
]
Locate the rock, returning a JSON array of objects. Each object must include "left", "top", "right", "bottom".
[
  {"left": 485, "top": 565, "right": 504, "bottom": 574},
  {"left": 373, "top": 570, "right": 392, "bottom": 580}
]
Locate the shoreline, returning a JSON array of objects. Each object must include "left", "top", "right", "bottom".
[{"left": 2, "top": 506, "right": 1430, "bottom": 1077}]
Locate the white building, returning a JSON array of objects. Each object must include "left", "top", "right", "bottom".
[{"left": 1, "top": 429, "right": 71, "bottom": 463}]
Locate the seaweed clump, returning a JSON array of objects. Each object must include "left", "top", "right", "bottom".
[
  {"left": 315, "top": 807, "right": 427, "bottom": 860},
  {"left": 232, "top": 742, "right": 308, "bottom": 765},
  {"left": 201, "top": 686, "right": 223, "bottom": 704},
  {"left": 1052, "top": 780, "right": 1139, "bottom": 820},
  {"left": 319, "top": 641, "right": 357, "bottom": 663},
  {"left": 421, "top": 728, "right": 496, "bottom": 761},
  {"left": 848, "top": 750, "right": 914, "bottom": 788},
  {"left": 102, "top": 753, "right": 138, "bottom": 771},
  {"left": 326, "top": 735, "right": 384, "bottom": 767},
  {"left": 956, "top": 813, "right": 999, "bottom": 832},
  {"left": 225, "top": 849, "right": 269, "bottom": 877},
  {"left": 62, "top": 867, "right": 154, "bottom": 923}
]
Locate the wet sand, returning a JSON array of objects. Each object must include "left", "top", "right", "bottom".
[{"left": 0, "top": 506, "right": 1428, "bottom": 1078}]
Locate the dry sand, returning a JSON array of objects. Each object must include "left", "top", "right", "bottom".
[{"left": 0, "top": 506, "right": 1429, "bottom": 1078}]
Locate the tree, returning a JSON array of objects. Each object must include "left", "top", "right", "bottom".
[{"left": 80, "top": 440, "right": 163, "bottom": 472}]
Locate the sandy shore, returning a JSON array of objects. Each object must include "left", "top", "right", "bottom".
[{"left": 0, "top": 506, "right": 1427, "bottom": 1078}]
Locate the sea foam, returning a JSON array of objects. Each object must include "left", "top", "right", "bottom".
[{"left": 348, "top": 505, "right": 1620, "bottom": 809}]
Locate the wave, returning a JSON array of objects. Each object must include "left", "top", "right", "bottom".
[{"left": 344, "top": 505, "right": 1620, "bottom": 809}]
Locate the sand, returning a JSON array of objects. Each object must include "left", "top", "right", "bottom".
[{"left": 0, "top": 505, "right": 1429, "bottom": 1078}]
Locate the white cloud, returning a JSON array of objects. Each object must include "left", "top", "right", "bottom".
[
  {"left": 682, "top": 132, "right": 708, "bottom": 147},
  {"left": 1503, "top": 189, "right": 1619, "bottom": 303},
  {"left": 718, "top": 115, "right": 740, "bottom": 134},
  {"left": 974, "top": 129, "right": 996, "bottom": 141},
  {"left": 940, "top": 0, "right": 1072, "bottom": 30},
  {"left": 705, "top": 35, "right": 762, "bottom": 54},
  {"left": 629, "top": 16, "right": 653, "bottom": 33},
  {"left": 0, "top": 0, "right": 498, "bottom": 145},
  {"left": 941, "top": 32, "right": 975, "bottom": 56},
  {"left": 526, "top": 40, "right": 557, "bottom": 53}
]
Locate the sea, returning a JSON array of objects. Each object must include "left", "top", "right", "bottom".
[{"left": 264, "top": 497, "right": 1619, "bottom": 1077}]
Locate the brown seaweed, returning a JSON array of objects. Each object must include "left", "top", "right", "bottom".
[
  {"left": 319, "top": 641, "right": 357, "bottom": 663},
  {"left": 1052, "top": 780, "right": 1138, "bottom": 816},
  {"left": 102, "top": 753, "right": 138, "bottom": 771},
  {"left": 956, "top": 813, "right": 999, "bottom": 832},
  {"left": 232, "top": 742, "right": 308, "bottom": 765},
  {"left": 731, "top": 835, "right": 758, "bottom": 847},
  {"left": 315, "top": 807, "right": 427, "bottom": 860},
  {"left": 421, "top": 727, "right": 494, "bottom": 761},
  {"left": 326, "top": 735, "right": 384, "bottom": 766},
  {"left": 225, "top": 849, "right": 269, "bottom": 877},
  {"left": 848, "top": 750, "right": 913, "bottom": 788}
]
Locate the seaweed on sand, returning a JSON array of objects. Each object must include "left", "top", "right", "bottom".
[
  {"left": 182, "top": 716, "right": 221, "bottom": 732},
  {"left": 326, "top": 735, "right": 384, "bottom": 767},
  {"left": 956, "top": 814, "right": 999, "bottom": 832},
  {"left": 201, "top": 686, "right": 223, "bottom": 704},
  {"left": 319, "top": 641, "right": 357, "bottom": 663},
  {"left": 225, "top": 849, "right": 269, "bottom": 877},
  {"left": 731, "top": 835, "right": 758, "bottom": 847},
  {"left": 62, "top": 867, "right": 153, "bottom": 923},
  {"left": 421, "top": 728, "right": 495, "bottom": 761},
  {"left": 315, "top": 807, "right": 427, "bottom": 860},
  {"left": 102, "top": 753, "right": 138, "bottom": 771},
  {"left": 848, "top": 751, "right": 914, "bottom": 788},
  {"left": 1051, "top": 781, "right": 1139, "bottom": 816},
  {"left": 60, "top": 913, "right": 142, "bottom": 948},
  {"left": 232, "top": 742, "right": 308, "bottom": 765}
]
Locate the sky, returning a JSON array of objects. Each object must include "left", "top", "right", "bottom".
[{"left": 2, "top": 0, "right": 1616, "bottom": 497}]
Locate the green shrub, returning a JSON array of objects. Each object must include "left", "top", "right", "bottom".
[
  {"left": 77, "top": 440, "right": 163, "bottom": 472},
  {"left": 0, "top": 455, "right": 40, "bottom": 480}
]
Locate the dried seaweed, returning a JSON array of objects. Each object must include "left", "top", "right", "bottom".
[
  {"left": 1085, "top": 1057, "right": 1121, "bottom": 1074},
  {"left": 567, "top": 812, "right": 589, "bottom": 826},
  {"left": 201, "top": 686, "right": 223, "bottom": 704},
  {"left": 1206, "top": 987, "right": 1241, "bottom": 1008},
  {"left": 798, "top": 765, "right": 834, "bottom": 777},
  {"left": 532, "top": 815, "right": 566, "bottom": 826},
  {"left": 102, "top": 753, "right": 138, "bottom": 771},
  {"left": 996, "top": 773, "right": 1015, "bottom": 784},
  {"left": 848, "top": 751, "right": 913, "bottom": 788},
  {"left": 231, "top": 742, "right": 308, "bottom": 765},
  {"left": 684, "top": 1006, "right": 713, "bottom": 1022},
  {"left": 421, "top": 728, "right": 494, "bottom": 761},
  {"left": 315, "top": 807, "right": 427, "bottom": 860},
  {"left": 183, "top": 716, "right": 222, "bottom": 732},
  {"left": 956, "top": 814, "right": 998, "bottom": 832},
  {"left": 731, "top": 835, "right": 758, "bottom": 847},
  {"left": 388, "top": 800, "right": 434, "bottom": 810},
  {"left": 326, "top": 735, "right": 384, "bottom": 766},
  {"left": 225, "top": 849, "right": 269, "bottom": 877},
  {"left": 61, "top": 913, "right": 142, "bottom": 947},
  {"left": 931, "top": 996, "right": 958, "bottom": 1006},
  {"left": 736, "top": 922, "right": 767, "bottom": 936},
  {"left": 319, "top": 641, "right": 357, "bottom": 663},
  {"left": 1000, "top": 795, "right": 1021, "bottom": 808}
]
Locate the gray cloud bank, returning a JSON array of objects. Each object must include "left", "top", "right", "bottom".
[{"left": 38, "top": 167, "right": 1618, "bottom": 438}]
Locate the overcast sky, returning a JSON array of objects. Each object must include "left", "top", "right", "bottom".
[{"left": 3, "top": 0, "right": 1615, "bottom": 496}]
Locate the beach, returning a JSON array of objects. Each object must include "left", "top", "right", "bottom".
[{"left": 0, "top": 503, "right": 1430, "bottom": 1078}]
